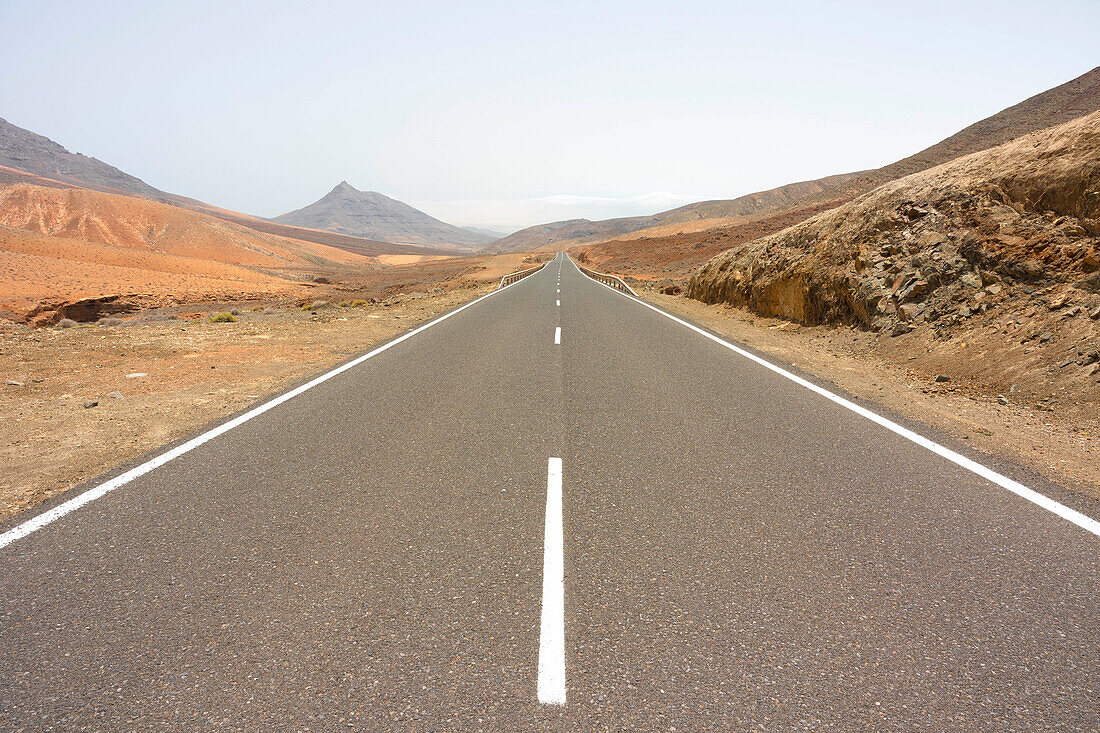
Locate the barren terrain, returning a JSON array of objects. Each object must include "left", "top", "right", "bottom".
[{"left": 0, "top": 180, "right": 548, "bottom": 327}]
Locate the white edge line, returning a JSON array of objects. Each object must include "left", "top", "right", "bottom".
[
  {"left": 565, "top": 255, "right": 1100, "bottom": 538},
  {"left": 0, "top": 278, "right": 534, "bottom": 551},
  {"left": 537, "top": 456, "right": 566, "bottom": 705}
]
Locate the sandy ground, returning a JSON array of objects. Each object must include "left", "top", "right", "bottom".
[
  {"left": 640, "top": 289, "right": 1100, "bottom": 502},
  {"left": 0, "top": 285, "right": 492, "bottom": 518}
]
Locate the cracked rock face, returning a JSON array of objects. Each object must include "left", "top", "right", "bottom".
[{"left": 688, "top": 111, "right": 1100, "bottom": 340}]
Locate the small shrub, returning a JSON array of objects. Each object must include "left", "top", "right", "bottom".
[
  {"left": 310, "top": 300, "right": 330, "bottom": 310},
  {"left": 350, "top": 299, "right": 369, "bottom": 307},
  {"left": 229, "top": 308, "right": 241, "bottom": 316},
  {"left": 58, "top": 318, "right": 77, "bottom": 329},
  {"left": 209, "top": 312, "right": 237, "bottom": 323},
  {"left": 337, "top": 300, "right": 351, "bottom": 308},
  {"left": 98, "top": 316, "right": 123, "bottom": 326}
]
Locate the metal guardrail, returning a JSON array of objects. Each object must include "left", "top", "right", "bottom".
[
  {"left": 572, "top": 259, "right": 638, "bottom": 296},
  {"left": 498, "top": 261, "right": 549, "bottom": 289}
]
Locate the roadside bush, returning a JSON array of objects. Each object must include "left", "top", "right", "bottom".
[
  {"left": 209, "top": 312, "right": 237, "bottom": 323},
  {"left": 350, "top": 299, "right": 369, "bottom": 307},
  {"left": 58, "top": 318, "right": 77, "bottom": 328},
  {"left": 309, "top": 300, "right": 330, "bottom": 311},
  {"left": 98, "top": 316, "right": 123, "bottom": 326},
  {"left": 229, "top": 308, "right": 241, "bottom": 316}
]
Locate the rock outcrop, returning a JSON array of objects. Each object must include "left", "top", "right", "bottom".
[{"left": 689, "top": 111, "right": 1100, "bottom": 338}]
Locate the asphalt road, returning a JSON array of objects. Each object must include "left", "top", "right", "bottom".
[{"left": 1, "top": 252, "right": 1097, "bottom": 730}]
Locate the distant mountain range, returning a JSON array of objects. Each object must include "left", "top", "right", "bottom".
[
  {"left": 0, "top": 116, "right": 170, "bottom": 200},
  {"left": 272, "top": 182, "right": 495, "bottom": 250},
  {"left": 0, "top": 118, "right": 486, "bottom": 254},
  {"left": 0, "top": 121, "right": 467, "bottom": 321},
  {"left": 485, "top": 66, "right": 1100, "bottom": 254},
  {"left": 462, "top": 225, "right": 510, "bottom": 240}
]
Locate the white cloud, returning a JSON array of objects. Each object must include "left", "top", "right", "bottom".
[{"left": 410, "top": 192, "right": 704, "bottom": 232}]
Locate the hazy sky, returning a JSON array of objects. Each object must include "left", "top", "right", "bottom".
[{"left": 2, "top": 1, "right": 1097, "bottom": 231}]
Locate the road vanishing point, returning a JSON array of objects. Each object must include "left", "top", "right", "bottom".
[{"left": 1, "top": 253, "right": 1097, "bottom": 730}]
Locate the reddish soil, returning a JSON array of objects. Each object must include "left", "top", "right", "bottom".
[{"left": 569, "top": 201, "right": 841, "bottom": 284}]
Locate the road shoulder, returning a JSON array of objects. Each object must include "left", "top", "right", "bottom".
[{"left": 638, "top": 290, "right": 1100, "bottom": 503}]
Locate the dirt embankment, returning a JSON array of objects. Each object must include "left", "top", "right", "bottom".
[
  {"left": 0, "top": 285, "right": 492, "bottom": 519},
  {"left": 688, "top": 111, "right": 1100, "bottom": 416}
]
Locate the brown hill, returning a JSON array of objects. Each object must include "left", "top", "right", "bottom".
[
  {"left": 688, "top": 111, "right": 1100, "bottom": 330},
  {"left": 0, "top": 182, "right": 402, "bottom": 320},
  {"left": 0, "top": 120, "right": 456, "bottom": 258},
  {"left": 0, "top": 183, "right": 380, "bottom": 269},
  {"left": 0, "top": 225, "right": 306, "bottom": 319},
  {"left": 0, "top": 117, "right": 167, "bottom": 199},
  {"left": 493, "top": 66, "right": 1100, "bottom": 256},
  {"left": 571, "top": 199, "right": 842, "bottom": 286},
  {"left": 686, "top": 111, "right": 1100, "bottom": 421}
]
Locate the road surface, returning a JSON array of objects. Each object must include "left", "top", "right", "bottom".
[{"left": 1, "top": 253, "right": 1097, "bottom": 730}]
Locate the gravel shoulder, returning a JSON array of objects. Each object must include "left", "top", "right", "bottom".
[
  {"left": 640, "top": 290, "right": 1100, "bottom": 502},
  {"left": 0, "top": 285, "right": 491, "bottom": 518}
]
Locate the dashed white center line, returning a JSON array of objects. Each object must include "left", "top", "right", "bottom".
[
  {"left": 538, "top": 457, "right": 566, "bottom": 706},
  {"left": 554, "top": 327, "right": 561, "bottom": 344},
  {"left": 556, "top": 299, "right": 560, "bottom": 307}
]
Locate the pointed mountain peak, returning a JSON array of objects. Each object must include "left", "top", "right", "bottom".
[{"left": 273, "top": 182, "right": 496, "bottom": 249}]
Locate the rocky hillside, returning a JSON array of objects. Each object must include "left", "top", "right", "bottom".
[
  {"left": 0, "top": 117, "right": 167, "bottom": 199},
  {"left": 273, "top": 181, "right": 493, "bottom": 250},
  {"left": 490, "top": 66, "right": 1100, "bottom": 255},
  {"left": 689, "top": 111, "right": 1100, "bottom": 340}
]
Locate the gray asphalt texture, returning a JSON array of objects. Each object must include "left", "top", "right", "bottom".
[{"left": 1, "top": 253, "right": 1097, "bottom": 731}]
